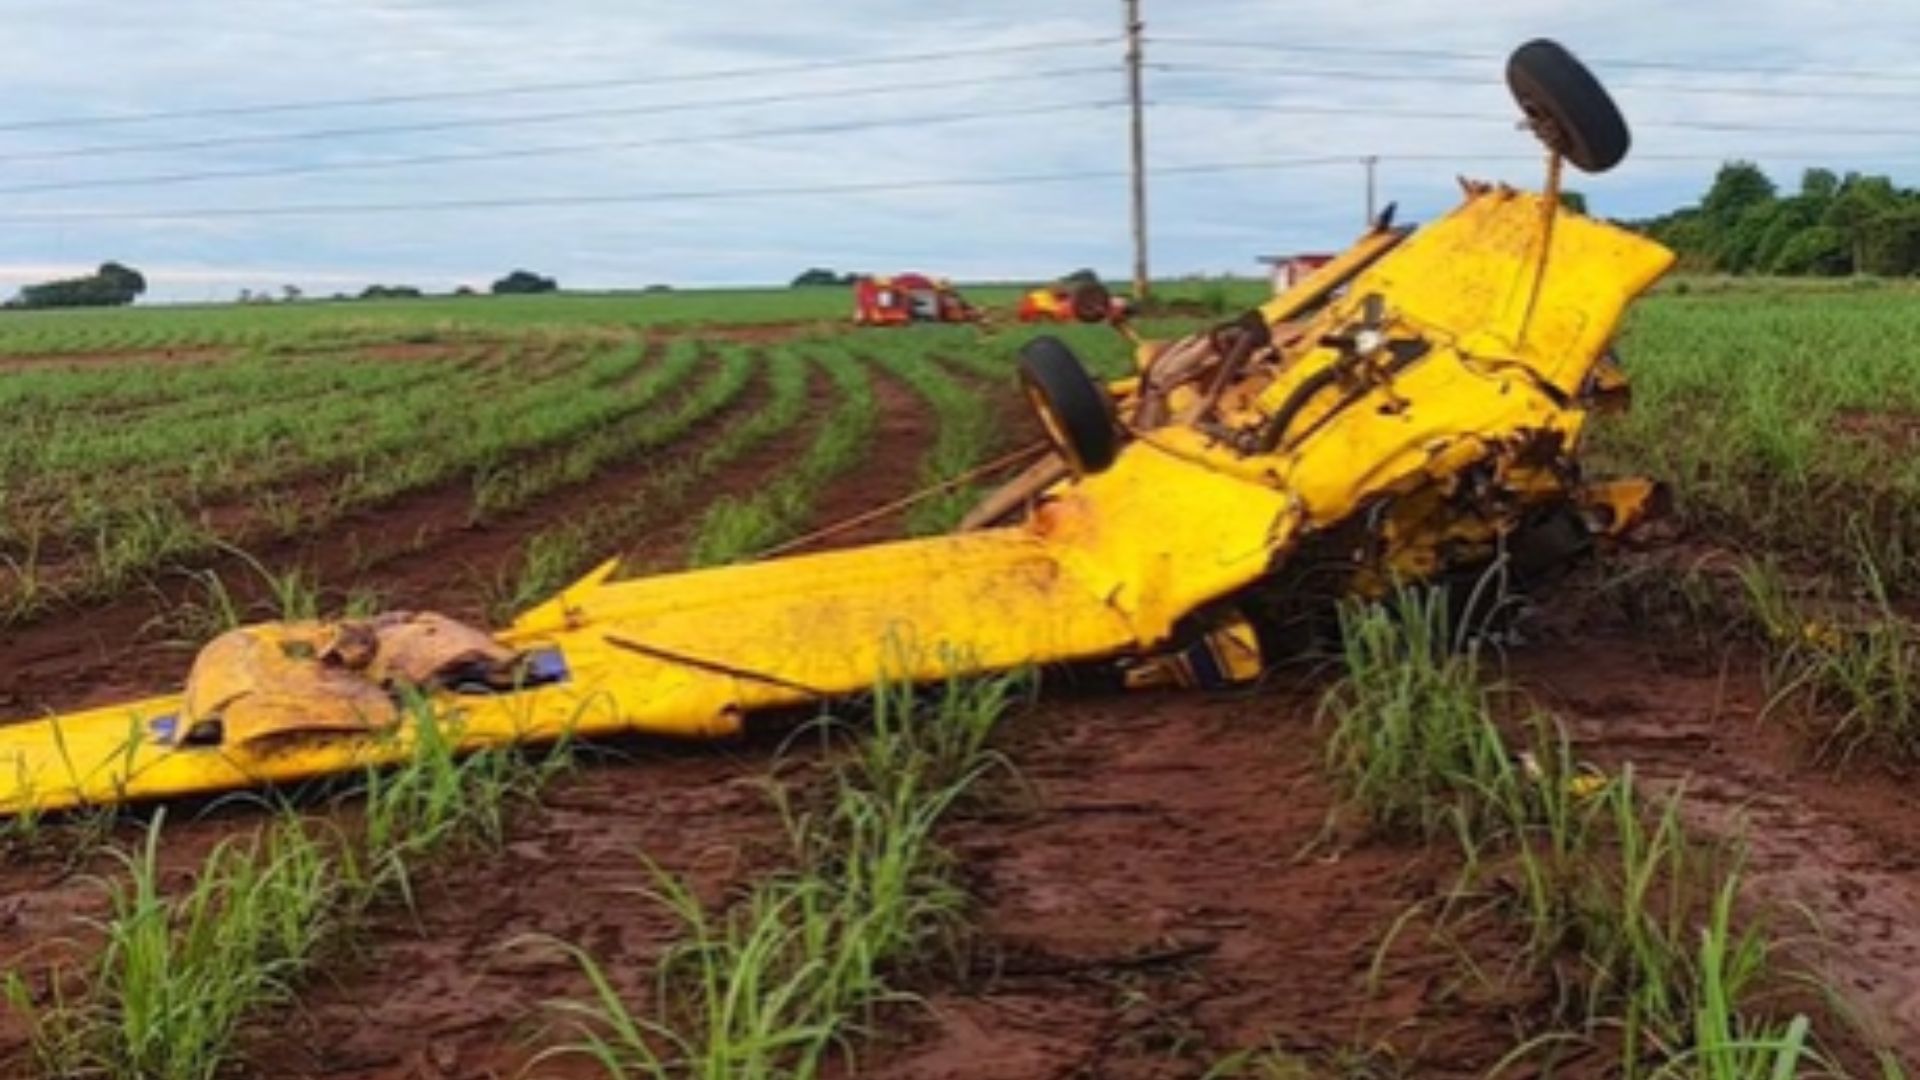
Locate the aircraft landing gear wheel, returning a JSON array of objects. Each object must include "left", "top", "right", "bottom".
[
  {"left": 1506, "top": 39, "right": 1630, "bottom": 173},
  {"left": 1018, "top": 335, "right": 1119, "bottom": 475}
]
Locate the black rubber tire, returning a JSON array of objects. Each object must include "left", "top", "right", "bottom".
[
  {"left": 1506, "top": 39, "right": 1630, "bottom": 174},
  {"left": 1069, "top": 281, "right": 1113, "bottom": 324},
  {"left": 1018, "top": 335, "right": 1119, "bottom": 475}
]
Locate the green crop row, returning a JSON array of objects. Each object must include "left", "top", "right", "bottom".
[
  {"left": 686, "top": 344, "right": 877, "bottom": 567},
  {"left": 1599, "top": 285, "right": 1920, "bottom": 592}
]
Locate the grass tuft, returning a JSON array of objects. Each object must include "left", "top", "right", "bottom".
[
  {"left": 11, "top": 811, "right": 337, "bottom": 1080},
  {"left": 532, "top": 674, "right": 1021, "bottom": 1079},
  {"left": 1323, "top": 589, "right": 1860, "bottom": 1077}
]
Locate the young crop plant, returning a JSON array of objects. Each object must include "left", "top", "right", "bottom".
[
  {"left": 1740, "top": 543, "right": 1920, "bottom": 766},
  {"left": 162, "top": 543, "right": 335, "bottom": 648},
  {"left": 1598, "top": 286, "right": 1920, "bottom": 598},
  {"left": 863, "top": 343, "right": 1004, "bottom": 536},
  {"left": 340, "top": 693, "right": 573, "bottom": 915},
  {"left": 531, "top": 674, "right": 1022, "bottom": 1079},
  {"left": 468, "top": 337, "right": 711, "bottom": 521},
  {"left": 11, "top": 812, "right": 338, "bottom": 1080},
  {"left": 1322, "top": 590, "right": 1879, "bottom": 1077},
  {"left": 1320, "top": 587, "right": 1522, "bottom": 844},
  {"left": 687, "top": 347, "right": 877, "bottom": 567},
  {"left": 481, "top": 344, "right": 771, "bottom": 619}
]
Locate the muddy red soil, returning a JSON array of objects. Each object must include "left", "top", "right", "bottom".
[
  {"left": 1832, "top": 407, "right": 1920, "bottom": 452},
  {"left": 0, "top": 345, "right": 238, "bottom": 370},
  {"left": 691, "top": 320, "right": 826, "bottom": 345},
  {"left": 6, "top": 347, "right": 1920, "bottom": 1075},
  {"left": 0, "top": 690, "right": 1540, "bottom": 1080},
  {"left": 1510, "top": 618, "right": 1920, "bottom": 1062},
  {"left": 867, "top": 688, "right": 1549, "bottom": 1079},
  {"left": 775, "top": 365, "right": 945, "bottom": 555},
  {"left": 240, "top": 743, "right": 803, "bottom": 1080},
  {"left": 8, "top": 644, "right": 1913, "bottom": 1078},
  {"left": 615, "top": 356, "right": 834, "bottom": 571},
  {"left": 0, "top": 345, "right": 758, "bottom": 720},
  {"left": 776, "top": 356, "right": 1040, "bottom": 557},
  {"left": 323, "top": 696, "right": 1538, "bottom": 1079}
]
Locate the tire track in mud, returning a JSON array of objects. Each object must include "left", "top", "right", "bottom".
[
  {"left": 1509, "top": 629, "right": 1920, "bottom": 1063},
  {"left": 0, "top": 343, "right": 750, "bottom": 721}
]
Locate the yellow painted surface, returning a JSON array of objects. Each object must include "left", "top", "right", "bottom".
[{"left": 0, "top": 186, "right": 1673, "bottom": 815}]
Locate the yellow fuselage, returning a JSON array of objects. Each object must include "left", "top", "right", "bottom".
[{"left": 0, "top": 188, "right": 1673, "bottom": 815}]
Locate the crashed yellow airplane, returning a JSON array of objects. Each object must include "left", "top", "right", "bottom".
[{"left": 0, "top": 39, "right": 1672, "bottom": 815}]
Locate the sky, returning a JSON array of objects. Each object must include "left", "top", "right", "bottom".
[{"left": 0, "top": 1, "right": 1915, "bottom": 302}]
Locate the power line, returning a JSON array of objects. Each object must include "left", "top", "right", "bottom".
[
  {"left": 5, "top": 149, "right": 1915, "bottom": 228},
  {"left": 0, "top": 98, "right": 1125, "bottom": 197},
  {"left": 0, "top": 157, "right": 1408, "bottom": 225},
  {"left": 1151, "top": 60, "right": 1920, "bottom": 103},
  {"left": 1151, "top": 36, "right": 1920, "bottom": 84},
  {"left": 0, "top": 65, "right": 1121, "bottom": 167},
  {"left": 0, "top": 36, "right": 1119, "bottom": 134},
  {"left": 1154, "top": 99, "right": 1920, "bottom": 140},
  {"left": 7, "top": 151, "right": 1893, "bottom": 227}
]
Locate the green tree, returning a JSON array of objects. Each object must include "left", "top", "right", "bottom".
[
  {"left": 1823, "top": 176, "right": 1903, "bottom": 270},
  {"left": 1751, "top": 195, "right": 1823, "bottom": 273},
  {"left": 1642, "top": 209, "right": 1714, "bottom": 271},
  {"left": 6, "top": 261, "right": 147, "bottom": 309},
  {"left": 1701, "top": 161, "right": 1776, "bottom": 231},
  {"left": 1770, "top": 226, "right": 1851, "bottom": 276},
  {"left": 790, "top": 267, "right": 847, "bottom": 287},
  {"left": 1719, "top": 201, "right": 1781, "bottom": 274},
  {"left": 98, "top": 261, "right": 147, "bottom": 298},
  {"left": 1800, "top": 167, "right": 1839, "bottom": 202},
  {"left": 1859, "top": 208, "right": 1920, "bottom": 276},
  {"left": 1627, "top": 164, "right": 1920, "bottom": 277},
  {"left": 490, "top": 269, "right": 557, "bottom": 295}
]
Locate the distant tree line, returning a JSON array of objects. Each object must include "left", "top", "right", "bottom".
[
  {"left": 791, "top": 267, "right": 854, "bottom": 287},
  {"left": 1631, "top": 163, "right": 1920, "bottom": 277},
  {"left": 343, "top": 270, "right": 558, "bottom": 300},
  {"left": 5, "top": 262, "right": 147, "bottom": 309},
  {"left": 491, "top": 269, "right": 557, "bottom": 294}
]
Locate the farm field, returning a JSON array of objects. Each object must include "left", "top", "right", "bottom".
[{"left": 3, "top": 277, "right": 1920, "bottom": 1078}]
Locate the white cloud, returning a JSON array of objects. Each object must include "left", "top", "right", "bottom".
[{"left": 0, "top": 1, "right": 1912, "bottom": 300}]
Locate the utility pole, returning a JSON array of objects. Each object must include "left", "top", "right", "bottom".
[
  {"left": 1125, "top": 0, "right": 1149, "bottom": 300},
  {"left": 1361, "top": 155, "right": 1379, "bottom": 227}
]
